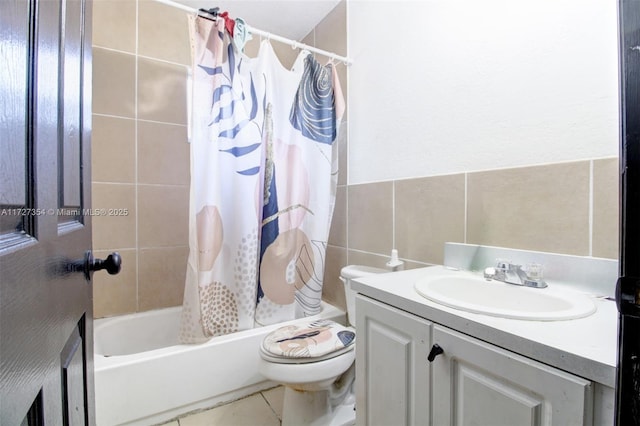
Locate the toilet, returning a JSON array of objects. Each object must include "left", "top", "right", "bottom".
[{"left": 258, "top": 265, "right": 387, "bottom": 426}]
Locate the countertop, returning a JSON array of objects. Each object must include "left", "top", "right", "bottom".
[{"left": 351, "top": 265, "right": 618, "bottom": 388}]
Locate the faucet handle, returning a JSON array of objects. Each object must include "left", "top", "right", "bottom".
[
  {"left": 484, "top": 267, "right": 496, "bottom": 280},
  {"left": 525, "top": 263, "right": 544, "bottom": 280}
]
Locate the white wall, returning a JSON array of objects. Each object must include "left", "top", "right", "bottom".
[{"left": 347, "top": 0, "right": 619, "bottom": 184}]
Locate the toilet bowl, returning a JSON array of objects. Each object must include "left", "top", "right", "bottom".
[{"left": 258, "top": 265, "right": 386, "bottom": 426}]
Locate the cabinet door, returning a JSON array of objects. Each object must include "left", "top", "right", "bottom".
[
  {"left": 432, "top": 325, "right": 593, "bottom": 426},
  {"left": 356, "top": 295, "right": 431, "bottom": 426}
]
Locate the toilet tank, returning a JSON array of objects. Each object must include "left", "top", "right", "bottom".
[{"left": 340, "top": 265, "right": 387, "bottom": 327}]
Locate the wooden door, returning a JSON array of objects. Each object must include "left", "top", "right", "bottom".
[
  {"left": 355, "top": 295, "right": 431, "bottom": 426},
  {"left": 431, "top": 325, "right": 593, "bottom": 426},
  {"left": 0, "top": 0, "right": 98, "bottom": 423},
  {"left": 616, "top": 0, "right": 640, "bottom": 424}
]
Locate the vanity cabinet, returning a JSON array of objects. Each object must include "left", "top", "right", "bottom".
[
  {"left": 355, "top": 294, "right": 596, "bottom": 426},
  {"left": 355, "top": 296, "right": 431, "bottom": 426},
  {"left": 431, "top": 325, "right": 593, "bottom": 426}
]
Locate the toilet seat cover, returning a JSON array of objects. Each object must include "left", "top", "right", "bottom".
[{"left": 261, "top": 319, "right": 355, "bottom": 361}]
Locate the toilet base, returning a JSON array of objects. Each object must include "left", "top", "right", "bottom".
[
  {"left": 281, "top": 386, "right": 355, "bottom": 426},
  {"left": 259, "top": 344, "right": 357, "bottom": 425}
]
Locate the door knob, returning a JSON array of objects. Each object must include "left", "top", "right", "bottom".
[
  {"left": 75, "top": 250, "right": 122, "bottom": 280},
  {"left": 427, "top": 344, "right": 444, "bottom": 362},
  {"left": 616, "top": 276, "right": 640, "bottom": 317}
]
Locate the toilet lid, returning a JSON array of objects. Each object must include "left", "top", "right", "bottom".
[
  {"left": 260, "top": 344, "right": 354, "bottom": 364},
  {"left": 261, "top": 319, "right": 355, "bottom": 363}
]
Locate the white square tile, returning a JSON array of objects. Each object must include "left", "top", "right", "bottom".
[
  {"left": 262, "top": 386, "right": 285, "bottom": 421},
  {"left": 179, "top": 394, "right": 280, "bottom": 426}
]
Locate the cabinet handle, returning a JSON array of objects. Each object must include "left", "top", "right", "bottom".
[{"left": 427, "top": 344, "right": 444, "bottom": 362}]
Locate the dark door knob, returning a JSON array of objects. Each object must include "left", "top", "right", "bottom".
[
  {"left": 77, "top": 250, "right": 122, "bottom": 280},
  {"left": 427, "top": 344, "right": 444, "bottom": 362},
  {"left": 616, "top": 276, "right": 640, "bottom": 317}
]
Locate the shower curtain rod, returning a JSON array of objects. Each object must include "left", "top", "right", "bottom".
[{"left": 153, "top": 0, "right": 353, "bottom": 65}]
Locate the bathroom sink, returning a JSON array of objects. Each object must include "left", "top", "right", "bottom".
[{"left": 414, "top": 274, "right": 596, "bottom": 320}]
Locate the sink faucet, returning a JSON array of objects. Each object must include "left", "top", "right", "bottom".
[{"left": 484, "top": 261, "right": 547, "bottom": 288}]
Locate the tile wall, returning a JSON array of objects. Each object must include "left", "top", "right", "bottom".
[
  {"left": 92, "top": 0, "right": 191, "bottom": 317},
  {"left": 326, "top": 157, "right": 619, "bottom": 291}
]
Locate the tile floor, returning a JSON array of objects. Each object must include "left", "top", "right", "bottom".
[{"left": 159, "top": 386, "right": 284, "bottom": 426}]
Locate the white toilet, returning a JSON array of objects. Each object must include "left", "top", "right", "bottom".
[{"left": 258, "top": 265, "right": 386, "bottom": 426}]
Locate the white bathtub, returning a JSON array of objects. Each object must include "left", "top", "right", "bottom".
[{"left": 94, "top": 302, "right": 346, "bottom": 426}]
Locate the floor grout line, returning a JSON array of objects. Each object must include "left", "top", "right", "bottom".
[
  {"left": 260, "top": 389, "right": 283, "bottom": 424},
  {"left": 164, "top": 387, "right": 284, "bottom": 425}
]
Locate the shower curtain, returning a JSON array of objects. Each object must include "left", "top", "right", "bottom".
[{"left": 180, "top": 16, "right": 345, "bottom": 343}]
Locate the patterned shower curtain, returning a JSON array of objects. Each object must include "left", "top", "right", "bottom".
[{"left": 180, "top": 16, "right": 345, "bottom": 343}]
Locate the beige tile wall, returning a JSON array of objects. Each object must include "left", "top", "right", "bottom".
[
  {"left": 593, "top": 158, "right": 620, "bottom": 258},
  {"left": 467, "top": 162, "right": 591, "bottom": 255},
  {"left": 395, "top": 174, "right": 466, "bottom": 265},
  {"left": 333, "top": 158, "right": 619, "bottom": 276},
  {"left": 92, "top": 0, "right": 190, "bottom": 317}
]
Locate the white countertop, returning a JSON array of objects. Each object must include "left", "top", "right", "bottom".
[{"left": 352, "top": 265, "right": 618, "bottom": 388}]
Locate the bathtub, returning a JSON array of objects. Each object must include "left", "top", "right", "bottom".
[{"left": 94, "top": 301, "right": 346, "bottom": 426}]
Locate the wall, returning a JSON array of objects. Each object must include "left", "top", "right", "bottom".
[
  {"left": 332, "top": 158, "right": 618, "bottom": 264},
  {"left": 91, "top": 0, "right": 348, "bottom": 317},
  {"left": 347, "top": 0, "right": 619, "bottom": 183},
  {"left": 92, "top": 0, "right": 190, "bottom": 317},
  {"left": 324, "top": 0, "right": 620, "bottom": 286}
]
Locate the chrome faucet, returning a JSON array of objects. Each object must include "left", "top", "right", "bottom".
[{"left": 484, "top": 261, "right": 547, "bottom": 288}]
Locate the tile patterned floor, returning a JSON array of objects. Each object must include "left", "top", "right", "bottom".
[{"left": 159, "top": 386, "right": 284, "bottom": 426}]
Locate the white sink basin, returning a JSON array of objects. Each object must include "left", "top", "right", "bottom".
[{"left": 414, "top": 273, "right": 597, "bottom": 321}]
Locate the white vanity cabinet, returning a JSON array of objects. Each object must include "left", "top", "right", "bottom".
[
  {"left": 431, "top": 325, "right": 593, "bottom": 426},
  {"left": 355, "top": 294, "right": 596, "bottom": 426},
  {"left": 355, "top": 295, "right": 431, "bottom": 426}
]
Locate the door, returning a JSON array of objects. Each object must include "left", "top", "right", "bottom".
[
  {"left": 431, "top": 325, "right": 593, "bottom": 426},
  {"left": 1, "top": 0, "right": 100, "bottom": 423},
  {"left": 617, "top": 1, "right": 640, "bottom": 425},
  {"left": 355, "top": 295, "right": 431, "bottom": 426}
]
